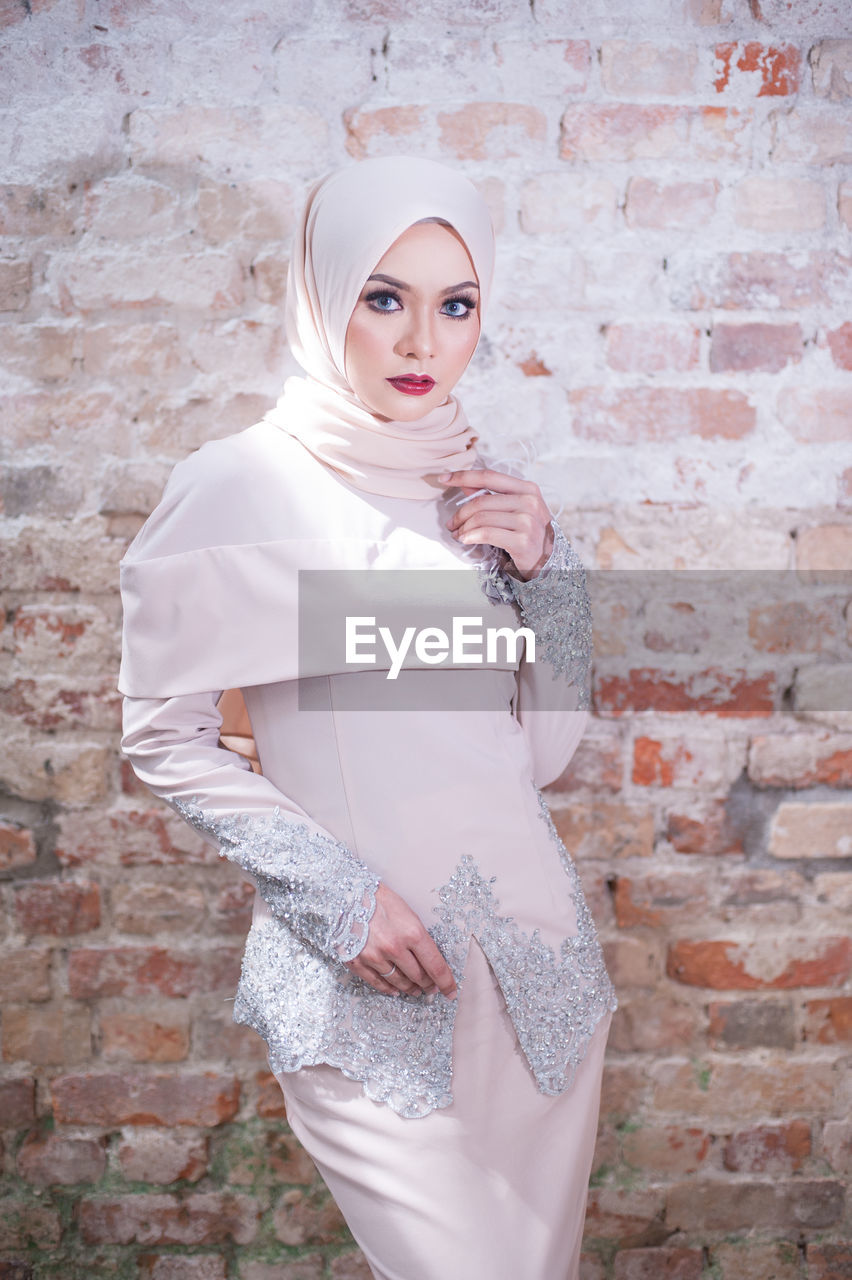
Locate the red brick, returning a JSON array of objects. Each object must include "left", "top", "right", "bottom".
[
  {"left": 112, "top": 882, "right": 205, "bottom": 935},
  {"left": 100, "top": 1011, "right": 190, "bottom": 1063},
  {"left": 707, "top": 999, "right": 796, "bottom": 1050},
  {"left": 614, "top": 874, "right": 709, "bottom": 929},
  {"left": 241, "top": 1260, "right": 325, "bottom": 1280},
  {"left": 600, "top": 41, "right": 698, "bottom": 97},
  {"left": 602, "top": 670, "right": 775, "bottom": 719},
  {"left": 117, "top": 1131, "right": 208, "bottom": 1184},
  {"left": 803, "top": 997, "right": 852, "bottom": 1044},
  {"left": 603, "top": 938, "right": 663, "bottom": 991},
  {"left": 0, "top": 1199, "right": 62, "bottom": 1248},
  {"left": 14, "top": 880, "right": 100, "bottom": 936},
  {"left": 810, "top": 39, "right": 852, "bottom": 101},
  {"left": 714, "top": 41, "right": 801, "bottom": 96},
  {"left": 631, "top": 736, "right": 732, "bottom": 789},
  {"left": 255, "top": 1070, "right": 288, "bottom": 1119},
  {"left": 822, "top": 1121, "right": 852, "bottom": 1175},
  {"left": 734, "top": 177, "right": 825, "bottom": 232},
  {"left": 599, "top": 1062, "right": 647, "bottom": 1124},
  {"left": 625, "top": 178, "right": 717, "bottom": 229},
  {"left": 622, "top": 1125, "right": 710, "bottom": 1177},
  {"left": 274, "top": 1187, "right": 348, "bottom": 1246},
  {"left": 807, "top": 1243, "right": 852, "bottom": 1279},
  {"left": 666, "top": 804, "right": 743, "bottom": 855},
  {"left": 770, "top": 802, "right": 852, "bottom": 860},
  {"left": 51, "top": 1072, "right": 240, "bottom": 1126},
  {"left": 0, "top": 184, "right": 77, "bottom": 234},
  {"left": 226, "top": 1128, "right": 316, "bottom": 1187},
  {"left": 210, "top": 877, "right": 254, "bottom": 934},
  {"left": 59, "top": 251, "right": 244, "bottom": 313},
  {"left": 610, "top": 995, "right": 698, "bottom": 1054},
  {"left": 194, "top": 1011, "right": 267, "bottom": 1063},
  {"left": 667, "top": 1178, "right": 842, "bottom": 1231},
  {"left": 583, "top": 1187, "right": 666, "bottom": 1241},
  {"left": 677, "top": 250, "right": 848, "bottom": 311},
  {"left": 550, "top": 729, "right": 625, "bottom": 793},
  {"left": 748, "top": 734, "right": 852, "bottom": 787},
  {"left": 723, "top": 1120, "right": 811, "bottom": 1173},
  {"left": 841, "top": 467, "right": 852, "bottom": 507},
  {"left": 17, "top": 1131, "right": 106, "bottom": 1186},
  {"left": 0, "top": 676, "right": 120, "bottom": 733},
  {"left": 2, "top": 1004, "right": 91, "bottom": 1065},
  {"left": 0, "top": 824, "right": 37, "bottom": 870},
  {"left": 343, "top": 106, "right": 427, "bottom": 160},
  {"left": 748, "top": 603, "right": 836, "bottom": 655},
  {"left": 834, "top": 181, "right": 849, "bottom": 229},
  {"left": 826, "top": 321, "right": 852, "bottom": 370},
  {"left": 604, "top": 322, "right": 700, "bottom": 373},
  {"left": 78, "top": 1191, "right": 259, "bottom": 1245},
  {"left": 560, "top": 104, "right": 689, "bottom": 162},
  {"left": 710, "top": 1241, "right": 804, "bottom": 1280},
  {"left": 779, "top": 388, "right": 852, "bottom": 443},
  {"left": 67, "top": 946, "right": 241, "bottom": 998},
  {"left": 56, "top": 807, "right": 213, "bottom": 869},
  {"left": 570, "top": 386, "right": 754, "bottom": 444},
  {"left": 667, "top": 936, "right": 852, "bottom": 990},
  {"left": 437, "top": 103, "right": 546, "bottom": 161},
  {"left": 710, "top": 321, "right": 803, "bottom": 373},
  {"left": 652, "top": 1059, "right": 834, "bottom": 1120},
  {"left": 797, "top": 525, "right": 852, "bottom": 572},
  {"left": 0, "top": 260, "right": 31, "bottom": 311},
  {"left": 0, "top": 1078, "right": 35, "bottom": 1128},
  {"left": 0, "top": 1261, "right": 33, "bottom": 1280},
  {"left": 613, "top": 1248, "right": 703, "bottom": 1280},
  {"left": 137, "top": 1257, "right": 226, "bottom": 1280},
  {"left": 552, "top": 803, "right": 653, "bottom": 860},
  {"left": 329, "top": 1257, "right": 372, "bottom": 1280}
]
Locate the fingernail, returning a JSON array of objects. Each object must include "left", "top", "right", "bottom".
[{"left": 439, "top": 471, "right": 452, "bottom": 481}]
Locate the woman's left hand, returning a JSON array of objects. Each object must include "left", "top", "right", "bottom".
[{"left": 441, "top": 468, "right": 554, "bottom": 580}]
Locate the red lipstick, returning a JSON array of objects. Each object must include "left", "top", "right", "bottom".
[{"left": 387, "top": 375, "right": 436, "bottom": 396}]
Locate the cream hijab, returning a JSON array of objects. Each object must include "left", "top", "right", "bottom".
[{"left": 263, "top": 156, "right": 496, "bottom": 499}]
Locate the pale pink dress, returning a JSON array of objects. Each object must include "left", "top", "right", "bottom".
[{"left": 120, "top": 423, "right": 616, "bottom": 1280}]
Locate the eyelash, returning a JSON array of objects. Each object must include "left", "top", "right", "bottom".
[{"left": 363, "top": 290, "right": 477, "bottom": 321}]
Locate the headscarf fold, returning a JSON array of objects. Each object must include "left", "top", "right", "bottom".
[{"left": 263, "top": 155, "right": 495, "bottom": 499}]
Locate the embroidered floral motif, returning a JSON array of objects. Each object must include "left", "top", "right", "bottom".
[
  {"left": 172, "top": 800, "right": 378, "bottom": 962},
  {"left": 487, "top": 520, "right": 593, "bottom": 708},
  {"left": 174, "top": 790, "right": 615, "bottom": 1119}
]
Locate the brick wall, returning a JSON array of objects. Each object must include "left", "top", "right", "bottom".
[{"left": 1, "top": 0, "right": 851, "bottom": 1277}]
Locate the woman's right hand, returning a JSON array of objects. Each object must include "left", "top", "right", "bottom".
[{"left": 345, "top": 882, "right": 458, "bottom": 1000}]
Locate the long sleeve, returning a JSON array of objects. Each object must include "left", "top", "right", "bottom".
[
  {"left": 121, "top": 691, "right": 379, "bottom": 963},
  {"left": 497, "top": 520, "right": 593, "bottom": 788}
]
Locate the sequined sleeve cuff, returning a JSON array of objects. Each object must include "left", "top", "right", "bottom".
[
  {"left": 498, "top": 521, "right": 593, "bottom": 707},
  {"left": 173, "top": 800, "right": 379, "bottom": 963}
]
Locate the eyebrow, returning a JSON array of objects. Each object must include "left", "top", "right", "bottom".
[{"left": 366, "top": 273, "right": 480, "bottom": 293}]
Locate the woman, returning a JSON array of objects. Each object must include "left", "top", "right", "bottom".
[{"left": 119, "top": 155, "right": 616, "bottom": 1280}]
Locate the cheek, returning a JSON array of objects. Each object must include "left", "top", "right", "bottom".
[{"left": 343, "top": 317, "right": 373, "bottom": 386}]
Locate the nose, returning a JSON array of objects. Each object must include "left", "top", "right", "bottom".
[{"left": 394, "top": 305, "right": 435, "bottom": 361}]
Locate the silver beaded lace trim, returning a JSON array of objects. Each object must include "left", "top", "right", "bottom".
[
  {"left": 480, "top": 520, "right": 593, "bottom": 708},
  {"left": 176, "top": 789, "right": 614, "bottom": 1119},
  {"left": 172, "top": 800, "right": 378, "bottom": 963}
]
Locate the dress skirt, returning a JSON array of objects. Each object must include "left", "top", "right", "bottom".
[{"left": 274, "top": 936, "right": 611, "bottom": 1280}]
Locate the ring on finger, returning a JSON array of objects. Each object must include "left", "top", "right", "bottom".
[{"left": 378, "top": 964, "right": 397, "bottom": 978}]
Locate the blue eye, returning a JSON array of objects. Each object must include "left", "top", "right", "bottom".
[
  {"left": 365, "top": 290, "right": 402, "bottom": 313},
  {"left": 442, "top": 295, "right": 476, "bottom": 319}
]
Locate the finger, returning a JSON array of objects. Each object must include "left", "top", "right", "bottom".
[
  {"left": 441, "top": 468, "right": 537, "bottom": 496},
  {"left": 346, "top": 958, "right": 400, "bottom": 996},
  {"left": 391, "top": 952, "right": 438, "bottom": 995},
  {"left": 411, "top": 938, "right": 458, "bottom": 999},
  {"left": 446, "top": 493, "right": 534, "bottom": 530}
]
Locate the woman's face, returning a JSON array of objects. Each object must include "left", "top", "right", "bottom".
[{"left": 343, "top": 221, "right": 481, "bottom": 421}]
